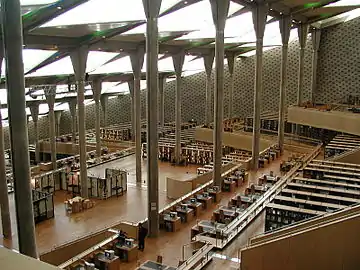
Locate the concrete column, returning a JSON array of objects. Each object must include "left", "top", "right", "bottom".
[
  {"left": 277, "top": 16, "right": 292, "bottom": 153},
  {"left": 297, "top": 24, "right": 309, "bottom": 106},
  {"left": 128, "top": 80, "right": 135, "bottom": 142},
  {"left": 70, "top": 46, "right": 89, "bottom": 199},
  {"left": 209, "top": 0, "right": 230, "bottom": 187},
  {"left": 172, "top": 52, "right": 185, "bottom": 164},
  {"left": 29, "top": 103, "right": 40, "bottom": 164},
  {"left": 55, "top": 110, "right": 62, "bottom": 137},
  {"left": 158, "top": 77, "right": 165, "bottom": 127},
  {"left": 251, "top": 3, "right": 268, "bottom": 170},
  {"left": 1, "top": 0, "right": 37, "bottom": 257},
  {"left": 100, "top": 95, "right": 108, "bottom": 128},
  {"left": 0, "top": 103, "right": 12, "bottom": 239},
  {"left": 92, "top": 79, "right": 102, "bottom": 158},
  {"left": 311, "top": 28, "right": 321, "bottom": 104},
  {"left": 45, "top": 87, "right": 57, "bottom": 170},
  {"left": 225, "top": 52, "right": 235, "bottom": 119},
  {"left": 203, "top": 51, "right": 215, "bottom": 125},
  {"left": 142, "top": 0, "right": 162, "bottom": 238},
  {"left": 130, "top": 47, "right": 145, "bottom": 185},
  {"left": 68, "top": 99, "right": 77, "bottom": 152}
]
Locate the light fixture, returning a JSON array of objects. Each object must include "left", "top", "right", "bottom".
[
  {"left": 184, "top": 1, "right": 188, "bottom": 4},
  {"left": 57, "top": 6, "right": 62, "bottom": 10}
]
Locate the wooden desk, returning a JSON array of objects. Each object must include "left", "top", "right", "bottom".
[
  {"left": 115, "top": 243, "right": 138, "bottom": 262},
  {"left": 223, "top": 180, "right": 236, "bottom": 193},
  {"left": 176, "top": 207, "right": 194, "bottom": 223},
  {"left": 184, "top": 201, "right": 203, "bottom": 216},
  {"left": 163, "top": 215, "right": 181, "bottom": 232},
  {"left": 137, "top": 260, "right": 177, "bottom": 270},
  {"left": 97, "top": 254, "right": 120, "bottom": 270},
  {"left": 208, "top": 189, "right": 222, "bottom": 203},
  {"left": 196, "top": 195, "right": 212, "bottom": 209}
]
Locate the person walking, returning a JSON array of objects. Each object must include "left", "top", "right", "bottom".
[{"left": 138, "top": 223, "right": 148, "bottom": 251}]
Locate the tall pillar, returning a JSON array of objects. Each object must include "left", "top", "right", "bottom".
[
  {"left": 130, "top": 47, "right": 145, "bottom": 184},
  {"left": 277, "top": 16, "right": 292, "bottom": 153},
  {"left": 142, "top": 0, "right": 162, "bottom": 238},
  {"left": 158, "top": 77, "right": 165, "bottom": 127},
  {"left": 55, "top": 110, "right": 62, "bottom": 137},
  {"left": 45, "top": 88, "right": 57, "bottom": 170},
  {"left": 297, "top": 24, "right": 309, "bottom": 106},
  {"left": 0, "top": 103, "right": 11, "bottom": 239},
  {"left": 209, "top": 0, "right": 230, "bottom": 186},
  {"left": 29, "top": 103, "right": 40, "bottom": 164},
  {"left": 1, "top": 0, "right": 37, "bottom": 257},
  {"left": 203, "top": 51, "right": 215, "bottom": 125},
  {"left": 128, "top": 80, "right": 135, "bottom": 142},
  {"left": 172, "top": 52, "right": 185, "bottom": 164},
  {"left": 225, "top": 52, "right": 235, "bottom": 119},
  {"left": 92, "top": 79, "right": 102, "bottom": 158},
  {"left": 311, "top": 28, "right": 321, "bottom": 104},
  {"left": 251, "top": 3, "right": 268, "bottom": 170},
  {"left": 70, "top": 46, "right": 89, "bottom": 199},
  {"left": 100, "top": 95, "right": 108, "bottom": 128},
  {"left": 68, "top": 99, "right": 77, "bottom": 152}
]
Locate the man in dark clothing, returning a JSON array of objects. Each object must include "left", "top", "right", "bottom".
[{"left": 138, "top": 223, "right": 148, "bottom": 251}]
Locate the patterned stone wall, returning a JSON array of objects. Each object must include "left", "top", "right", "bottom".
[
  {"left": 3, "top": 17, "right": 359, "bottom": 149},
  {"left": 316, "top": 17, "right": 360, "bottom": 103}
]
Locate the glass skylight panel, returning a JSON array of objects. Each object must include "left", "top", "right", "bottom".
[
  {"left": 28, "top": 51, "right": 118, "bottom": 77},
  {"left": 55, "top": 102, "right": 69, "bottom": 111},
  {"left": 182, "top": 56, "right": 205, "bottom": 72},
  {"left": 38, "top": 103, "right": 49, "bottom": 115},
  {"left": 160, "top": 0, "right": 183, "bottom": 13},
  {"left": 327, "top": 0, "right": 360, "bottom": 6},
  {"left": 42, "top": 0, "right": 146, "bottom": 27},
  {"left": 0, "top": 90, "right": 7, "bottom": 105},
  {"left": 21, "top": 0, "right": 56, "bottom": 5},
  {"left": 102, "top": 82, "right": 130, "bottom": 94},
  {"left": 91, "top": 55, "right": 133, "bottom": 74},
  {"left": 2, "top": 49, "right": 56, "bottom": 77}
]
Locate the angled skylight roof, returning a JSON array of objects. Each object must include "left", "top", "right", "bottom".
[
  {"left": 21, "top": 0, "right": 56, "bottom": 5},
  {"left": 42, "top": 0, "right": 146, "bottom": 27},
  {"left": 125, "top": 0, "right": 243, "bottom": 35},
  {"left": 2, "top": 49, "right": 57, "bottom": 77},
  {"left": 27, "top": 51, "right": 119, "bottom": 77}
]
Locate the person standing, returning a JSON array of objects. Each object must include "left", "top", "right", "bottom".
[{"left": 138, "top": 223, "right": 148, "bottom": 251}]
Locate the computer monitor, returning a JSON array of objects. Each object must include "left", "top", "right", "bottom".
[
  {"left": 190, "top": 198, "right": 196, "bottom": 203},
  {"left": 213, "top": 186, "right": 219, "bottom": 192},
  {"left": 181, "top": 204, "right": 188, "bottom": 210},
  {"left": 125, "top": 238, "right": 134, "bottom": 248},
  {"left": 203, "top": 192, "right": 209, "bottom": 198},
  {"left": 169, "top": 212, "right": 177, "bottom": 218}
]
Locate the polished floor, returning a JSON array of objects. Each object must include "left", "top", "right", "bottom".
[
  {"left": 0, "top": 157, "right": 198, "bottom": 254},
  {"left": 122, "top": 149, "right": 306, "bottom": 269},
  {"left": 0, "top": 147, "right": 312, "bottom": 269}
]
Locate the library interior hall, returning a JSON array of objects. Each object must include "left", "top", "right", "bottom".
[{"left": 0, "top": 0, "right": 360, "bottom": 269}]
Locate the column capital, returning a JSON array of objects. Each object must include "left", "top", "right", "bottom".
[
  {"left": 252, "top": 3, "right": 268, "bottom": 40},
  {"left": 225, "top": 51, "right": 235, "bottom": 75},
  {"left": 45, "top": 85, "right": 57, "bottom": 108},
  {"left": 68, "top": 98, "right": 77, "bottom": 118},
  {"left": 29, "top": 103, "right": 39, "bottom": 123},
  {"left": 92, "top": 78, "right": 102, "bottom": 102},
  {"left": 142, "top": 0, "right": 162, "bottom": 18},
  {"left": 209, "top": 0, "right": 230, "bottom": 31},
  {"left": 172, "top": 51, "right": 185, "bottom": 77},
  {"left": 203, "top": 50, "right": 215, "bottom": 77},
  {"left": 311, "top": 28, "right": 321, "bottom": 52},
  {"left": 279, "top": 15, "right": 292, "bottom": 45},
  {"left": 70, "top": 46, "right": 89, "bottom": 81},
  {"left": 298, "top": 23, "right": 309, "bottom": 49},
  {"left": 129, "top": 46, "right": 145, "bottom": 79},
  {"left": 128, "top": 79, "right": 135, "bottom": 97}
]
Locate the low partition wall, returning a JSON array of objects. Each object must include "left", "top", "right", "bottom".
[
  {"left": 40, "top": 229, "right": 116, "bottom": 265},
  {"left": 40, "top": 141, "right": 96, "bottom": 155},
  {"left": 241, "top": 210, "right": 360, "bottom": 270},
  {"left": 194, "top": 127, "right": 273, "bottom": 152},
  {"left": 288, "top": 106, "right": 360, "bottom": 136},
  {"left": 166, "top": 162, "right": 236, "bottom": 199}
]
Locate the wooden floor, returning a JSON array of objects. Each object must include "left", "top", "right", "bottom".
[
  {"left": 0, "top": 147, "right": 312, "bottom": 269},
  {"left": 0, "top": 157, "right": 198, "bottom": 254}
]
